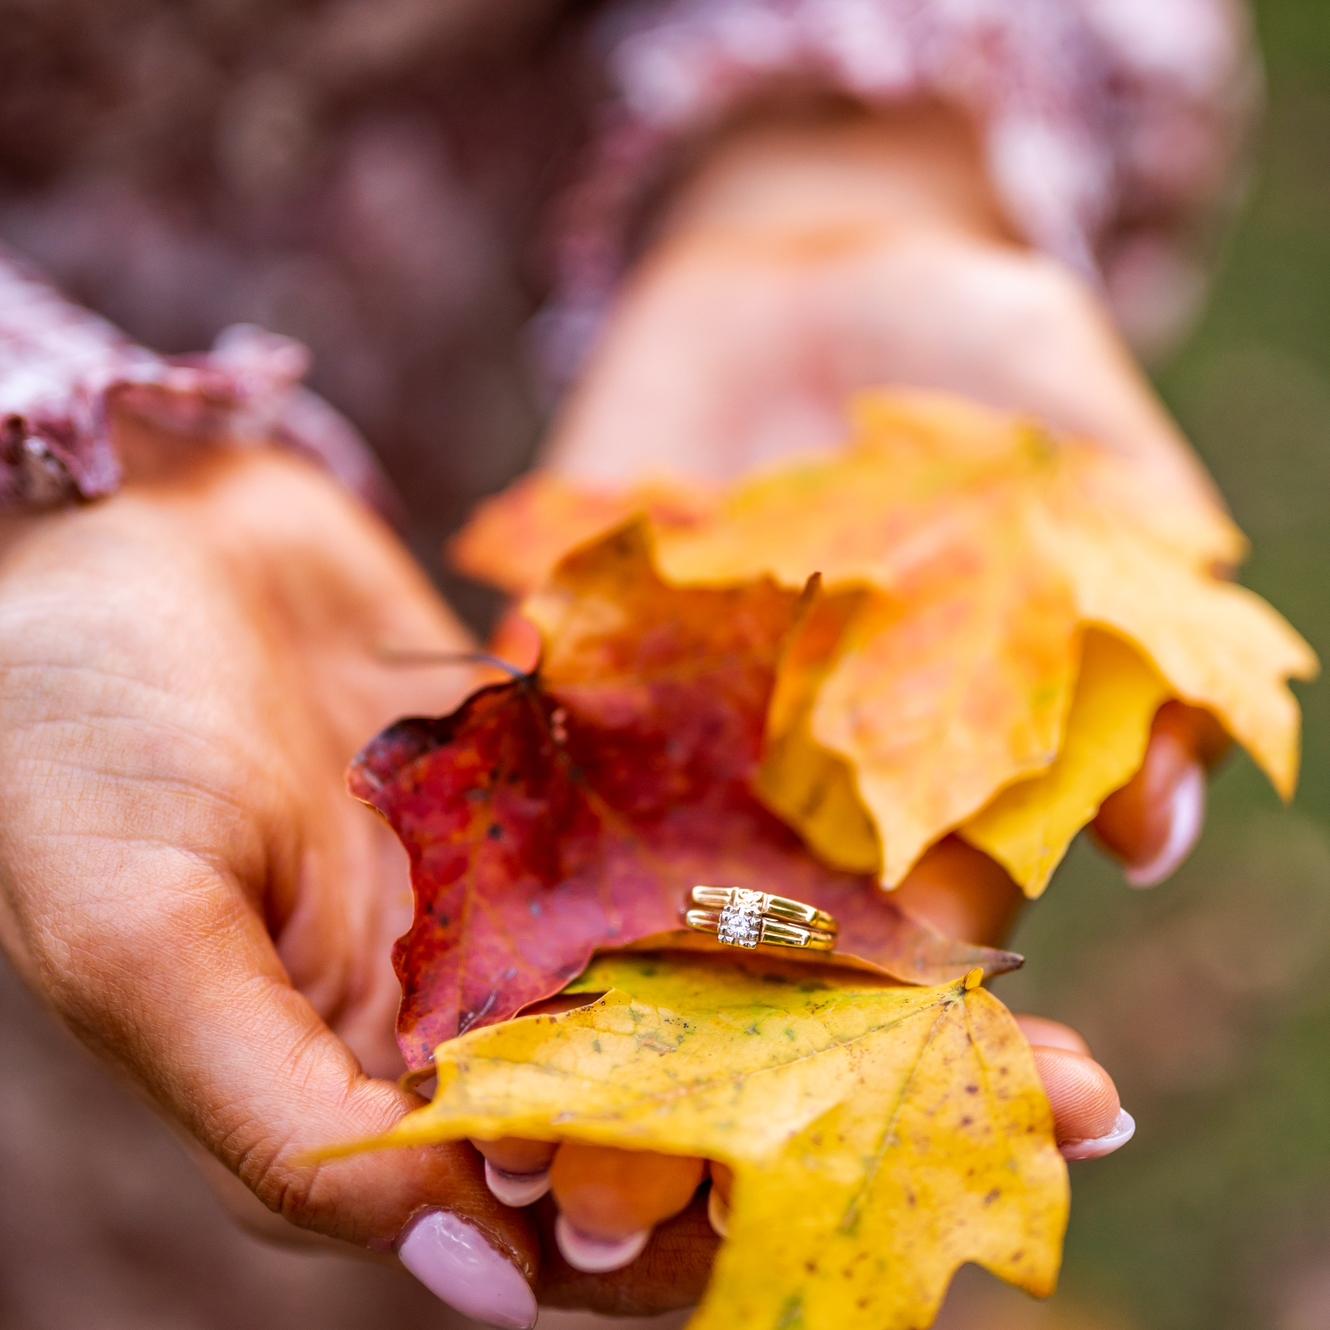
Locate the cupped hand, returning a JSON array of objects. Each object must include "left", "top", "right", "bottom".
[
  {"left": 0, "top": 113, "right": 1208, "bottom": 1323},
  {"left": 0, "top": 425, "right": 1079, "bottom": 1325},
  {"left": 0, "top": 430, "right": 677, "bottom": 1327},
  {"left": 474, "top": 841, "right": 1131, "bottom": 1284},
  {"left": 547, "top": 113, "right": 1224, "bottom": 892},
  {"left": 507, "top": 112, "right": 1219, "bottom": 1277}
]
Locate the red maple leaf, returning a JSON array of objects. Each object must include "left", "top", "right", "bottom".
[{"left": 350, "top": 525, "right": 1020, "bottom": 1068}]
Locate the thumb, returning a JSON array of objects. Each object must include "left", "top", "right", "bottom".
[{"left": 22, "top": 855, "right": 540, "bottom": 1329}]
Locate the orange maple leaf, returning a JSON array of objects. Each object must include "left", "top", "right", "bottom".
[{"left": 454, "top": 392, "right": 1316, "bottom": 893}]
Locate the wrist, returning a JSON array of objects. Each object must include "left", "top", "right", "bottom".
[
  {"left": 654, "top": 103, "right": 1016, "bottom": 254},
  {"left": 0, "top": 429, "right": 359, "bottom": 567}
]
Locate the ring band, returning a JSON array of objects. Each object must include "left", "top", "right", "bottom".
[{"left": 683, "top": 885, "right": 838, "bottom": 952}]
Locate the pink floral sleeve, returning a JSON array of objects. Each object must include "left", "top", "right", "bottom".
[
  {"left": 0, "top": 245, "right": 395, "bottom": 514},
  {"left": 0, "top": 0, "right": 1255, "bottom": 512},
  {"left": 553, "top": 0, "right": 1257, "bottom": 362}
]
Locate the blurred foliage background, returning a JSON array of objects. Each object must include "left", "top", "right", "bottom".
[{"left": 985, "top": 4, "right": 1330, "bottom": 1327}]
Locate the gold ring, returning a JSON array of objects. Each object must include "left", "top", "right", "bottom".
[{"left": 683, "top": 885, "right": 838, "bottom": 953}]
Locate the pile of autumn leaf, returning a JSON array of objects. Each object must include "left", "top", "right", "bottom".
[{"left": 332, "top": 393, "right": 1314, "bottom": 1330}]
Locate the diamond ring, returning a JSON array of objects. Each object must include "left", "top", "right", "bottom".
[{"left": 683, "top": 885, "right": 838, "bottom": 952}]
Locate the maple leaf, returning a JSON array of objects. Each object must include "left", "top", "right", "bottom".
[
  {"left": 453, "top": 391, "right": 1316, "bottom": 893},
  {"left": 963, "top": 632, "right": 1167, "bottom": 893},
  {"left": 455, "top": 475, "right": 712, "bottom": 598},
  {"left": 323, "top": 952, "right": 1069, "bottom": 1330},
  {"left": 350, "top": 524, "right": 1019, "bottom": 1067}
]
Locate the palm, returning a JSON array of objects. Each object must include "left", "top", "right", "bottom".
[
  {"left": 0, "top": 438, "right": 471, "bottom": 1079},
  {"left": 551, "top": 228, "right": 1217, "bottom": 518}
]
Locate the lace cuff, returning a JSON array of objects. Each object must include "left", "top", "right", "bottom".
[{"left": 0, "top": 246, "right": 396, "bottom": 515}]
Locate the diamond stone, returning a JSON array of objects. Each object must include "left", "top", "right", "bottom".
[{"left": 716, "top": 889, "right": 766, "bottom": 948}]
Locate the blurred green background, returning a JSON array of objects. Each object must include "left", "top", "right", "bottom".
[{"left": 992, "top": 5, "right": 1330, "bottom": 1328}]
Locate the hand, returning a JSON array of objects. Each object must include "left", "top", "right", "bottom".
[
  {"left": 472, "top": 840, "right": 1132, "bottom": 1279},
  {"left": 0, "top": 431, "right": 700, "bottom": 1327},
  {"left": 549, "top": 107, "right": 1221, "bottom": 892},
  {"left": 509, "top": 108, "right": 1207, "bottom": 1275}
]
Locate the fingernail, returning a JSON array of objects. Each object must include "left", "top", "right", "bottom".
[
  {"left": 1061, "top": 1109, "right": 1136, "bottom": 1161},
  {"left": 1125, "top": 763, "right": 1205, "bottom": 888},
  {"left": 707, "top": 1185, "right": 730, "bottom": 1238},
  {"left": 554, "top": 1214, "right": 650, "bottom": 1273},
  {"left": 485, "top": 1160, "right": 552, "bottom": 1208},
  {"left": 398, "top": 1210, "right": 537, "bottom": 1329}
]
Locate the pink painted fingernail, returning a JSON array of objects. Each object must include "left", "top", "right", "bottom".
[
  {"left": 398, "top": 1210, "right": 536, "bottom": 1329},
  {"left": 1061, "top": 1109, "right": 1136, "bottom": 1161},
  {"left": 554, "top": 1214, "right": 650, "bottom": 1272},
  {"left": 707, "top": 1185, "right": 730, "bottom": 1238},
  {"left": 485, "top": 1160, "right": 552, "bottom": 1207},
  {"left": 1125, "top": 763, "right": 1205, "bottom": 888}
]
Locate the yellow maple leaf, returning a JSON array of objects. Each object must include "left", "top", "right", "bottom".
[
  {"left": 1047, "top": 517, "right": 1312, "bottom": 797},
  {"left": 756, "top": 590, "right": 882, "bottom": 874},
  {"left": 962, "top": 632, "right": 1169, "bottom": 895},
  {"left": 453, "top": 391, "right": 1316, "bottom": 893},
  {"left": 788, "top": 548, "right": 1079, "bottom": 884},
  {"left": 322, "top": 952, "right": 1069, "bottom": 1330}
]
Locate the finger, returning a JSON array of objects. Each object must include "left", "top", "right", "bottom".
[
  {"left": 469, "top": 994, "right": 606, "bottom": 1210},
  {"left": 891, "top": 836, "right": 1025, "bottom": 946},
  {"left": 1093, "top": 702, "right": 1208, "bottom": 888},
  {"left": 1032, "top": 1047, "right": 1134, "bottom": 1161},
  {"left": 709, "top": 1161, "right": 734, "bottom": 1205},
  {"left": 708, "top": 1161, "right": 734, "bottom": 1237},
  {"left": 19, "top": 854, "right": 541, "bottom": 1330},
  {"left": 549, "top": 1143, "right": 706, "bottom": 1273},
  {"left": 474, "top": 1138, "right": 557, "bottom": 1207},
  {"left": 1174, "top": 702, "right": 1232, "bottom": 768},
  {"left": 558, "top": 1036, "right": 1129, "bottom": 1271},
  {"left": 1013, "top": 1014, "right": 1091, "bottom": 1056},
  {"left": 538, "top": 1193, "right": 719, "bottom": 1316},
  {"left": 1016, "top": 1016, "right": 1090, "bottom": 1058},
  {"left": 704, "top": 1039, "right": 1122, "bottom": 1245}
]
